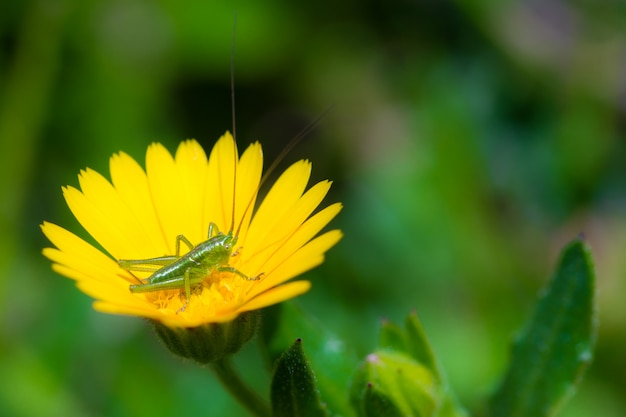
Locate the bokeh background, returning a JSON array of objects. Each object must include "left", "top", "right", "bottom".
[{"left": 1, "top": 1, "right": 625, "bottom": 416}]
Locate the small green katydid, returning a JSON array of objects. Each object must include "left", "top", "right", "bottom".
[
  {"left": 118, "top": 18, "right": 332, "bottom": 312},
  {"left": 118, "top": 106, "right": 330, "bottom": 312},
  {"left": 118, "top": 118, "right": 328, "bottom": 312},
  {"left": 118, "top": 17, "right": 269, "bottom": 313},
  {"left": 118, "top": 19, "right": 262, "bottom": 313},
  {"left": 119, "top": 222, "right": 260, "bottom": 312},
  {"left": 118, "top": 19, "right": 255, "bottom": 313}
]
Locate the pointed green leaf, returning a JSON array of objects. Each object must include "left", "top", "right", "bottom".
[
  {"left": 405, "top": 311, "right": 442, "bottom": 382},
  {"left": 489, "top": 239, "right": 596, "bottom": 417},
  {"left": 350, "top": 350, "right": 440, "bottom": 417},
  {"left": 271, "top": 338, "right": 328, "bottom": 417},
  {"left": 371, "top": 313, "right": 469, "bottom": 417},
  {"left": 260, "top": 302, "right": 358, "bottom": 417},
  {"left": 359, "top": 383, "right": 406, "bottom": 417},
  {"left": 379, "top": 318, "right": 407, "bottom": 352},
  {"left": 437, "top": 397, "right": 469, "bottom": 417},
  {"left": 403, "top": 313, "right": 468, "bottom": 417}
]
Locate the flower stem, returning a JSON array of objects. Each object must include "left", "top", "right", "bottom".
[{"left": 211, "top": 357, "right": 272, "bottom": 417}]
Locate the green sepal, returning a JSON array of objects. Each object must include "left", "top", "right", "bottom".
[
  {"left": 151, "top": 311, "right": 259, "bottom": 364},
  {"left": 404, "top": 312, "right": 442, "bottom": 382},
  {"left": 379, "top": 319, "right": 406, "bottom": 352},
  {"left": 271, "top": 338, "right": 328, "bottom": 417},
  {"left": 350, "top": 350, "right": 439, "bottom": 417},
  {"left": 489, "top": 238, "right": 597, "bottom": 417},
  {"left": 378, "top": 313, "right": 441, "bottom": 381},
  {"left": 260, "top": 301, "right": 358, "bottom": 417},
  {"left": 437, "top": 397, "right": 469, "bottom": 417},
  {"left": 375, "top": 313, "right": 468, "bottom": 417},
  {"left": 359, "top": 383, "right": 406, "bottom": 417}
]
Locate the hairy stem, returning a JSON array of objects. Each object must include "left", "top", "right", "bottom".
[{"left": 211, "top": 357, "right": 271, "bottom": 417}]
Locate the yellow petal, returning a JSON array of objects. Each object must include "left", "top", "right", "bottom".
[
  {"left": 110, "top": 151, "right": 167, "bottom": 256},
  {"left": 248, "top": 229, "right": 343, "bottom": 299},
  {"left": 205, "top": 133, "right": 237, "bottom": 233},
  {"left": 41, "top": 221, "right": 119, "bottom": 277},
  {"left": 244, "top": 160, "right": 312, "bottom": 251},
  {"left": 43, "top": 135, "right": 342, "bottom": 327},
  {"left": 147, "top": 142, "right": 198, "bottom": 253},
  {"left": 63, "top": 184, "right": 130, "bottom": 260},
  {"left": 239, "top": 280, "right": 312, "bottom": 312},
  {"left": 244, "top": 202, "right": 343, "bottom": 282},
  {"left": 174, "top": 140, "right": 210, "bottom": 244},
  {"left": 231, "top": 141, "right": 263, "bottom": 239}
]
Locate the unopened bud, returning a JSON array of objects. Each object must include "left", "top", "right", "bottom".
[{"left": 351, "top": 350, "right": 440, "bottom": 417}]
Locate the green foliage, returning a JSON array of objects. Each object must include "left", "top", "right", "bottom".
[
  {"left": 3, "top": 0, "right": 623, "bottom": 415},
  {"left": 264, "top": 239, "right": 596, "bottom": 417},
  {"left": 403, "top": 313, "right": 443, "bottom": 383},
  {"left": 271, "top": 339, "right": 328, "bottom": 417},
  {"left": 357, "top": 384, "right": 407, "bottom": 417},
  {"left": 489, "top": 239, "right": 597, "bottom": 417},
  {"left": 261, "top": 302, "right": 358, "bottom": 417},
  {"left": 350, "top": 350, "right": 439, "bottom": 417},
  {"left": 352, "top": 313, "right": 467, "bottom": 417}
]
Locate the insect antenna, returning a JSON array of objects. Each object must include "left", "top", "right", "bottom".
[
  {"left": 233, "top": 105, "right": 334, "bottom": 239},
  {"left": 229, "top": 12, "right": 238, "bottom": 234},
  {"left": 226, "top": 14, "right": 333, "bottom": 240}
]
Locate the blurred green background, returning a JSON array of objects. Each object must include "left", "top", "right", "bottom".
[{"left": 1, "top": 0, "right": 625, "bottom": 416}]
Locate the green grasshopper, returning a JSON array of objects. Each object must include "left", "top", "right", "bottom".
[
  {"left": 119, "top": 222, "right": 260, "bottom": 312},
  {"left": 118, "top": 21, "right": 261, "bottom": 313},
  {"left": 118, "top": 19, "right": 330, "bottom": 312},
  {"left": 118, "top": 106, "right": 329, "bottom": 312}
]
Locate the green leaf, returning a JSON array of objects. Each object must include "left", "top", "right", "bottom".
[
  {"left": 405, "top": 311, "right": 442, "bottom": 382},
  {"left": 260, "top": 302, "right": 358, "bottom": 417},
  {"left": 350, "top": 350, "right": 440, "bottom": 417},
  {"left": 437, "top": 397, "right": 469, "bottom": 417},
  {"left": 379, "top": 319, "right": 406, "bottom": 352},
  {"left": 489, "top": 238, "right": 597, "bottom": 417},
  {"left": 404, "top": 313, "right": 468, "bottom": 416},
  {"left": 373, "top": 314, "right": 468, "bottom": 417},
  {"left": 359, "top": 383, "right": 406, "bottom": 417},
  {"left": 271, "top": 338, "right": 328, "bottom": 417}
]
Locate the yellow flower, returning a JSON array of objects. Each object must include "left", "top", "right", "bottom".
[{"left": 42, "top": 133, "right": 342, "bottom": 328}]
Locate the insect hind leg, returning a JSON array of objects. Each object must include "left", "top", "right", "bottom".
[
  {"left": 118, "top": 255, "right": 180, "bottom": 271},
  {"left": 119, "top": 255, "right": 180, "bottom": 284}
]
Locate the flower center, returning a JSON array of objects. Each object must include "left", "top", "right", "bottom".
[{"left": 143, "top": 270, "right": 252, "bottom": 318}]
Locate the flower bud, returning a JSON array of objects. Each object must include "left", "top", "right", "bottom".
[
  {"left": 151, "top": 311, "right": 260, "bottom": 364},
  {"left": 351, "top": 350, "right": 440, "bottom": 417}
]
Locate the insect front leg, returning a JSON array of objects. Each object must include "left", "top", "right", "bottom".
[
  {"left": 207, "top": 222, "right": 223, "bottom": 238},
  {"left": 217, "top": 265, "right": 263, "bottom": 281},
  {"left": 175, "top": 234, "right": 194, "bottom": 256},
  {"left": 178, "top": 267, "right": 193, "bottom": 313},
  {"left": 129, "top": 266, "right": 198, "bottom": 313}
]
